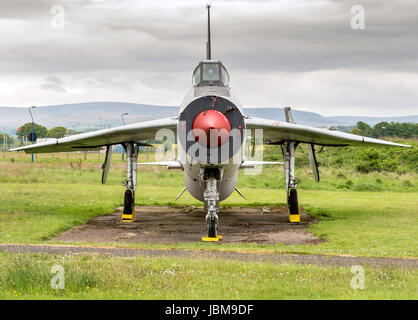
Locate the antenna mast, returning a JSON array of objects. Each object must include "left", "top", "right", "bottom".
[{"left": 206, "top": 4, "right": 211, "bottom": 60}]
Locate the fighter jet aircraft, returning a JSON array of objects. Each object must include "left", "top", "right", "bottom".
[{"left": 12, "top": 5, "right": 410, "bottom": 241}]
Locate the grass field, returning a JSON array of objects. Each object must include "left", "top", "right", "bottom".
[
  {"left": 0, "top": 151, "right": 416, "bottom": 257},
  {"left": 0, "top": 253, "right": 416, "bottom": 300},
  {"left": 0, "top": 148, "right": 416, "bottom": 299}
]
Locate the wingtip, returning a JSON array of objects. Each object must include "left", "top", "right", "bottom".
[{"left": 392, "top": 142, "right": 411, "bottom": 148}]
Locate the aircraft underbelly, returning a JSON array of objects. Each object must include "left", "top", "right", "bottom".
[{"left": 184, "top": 162, "right": 239, "bottom": 202}]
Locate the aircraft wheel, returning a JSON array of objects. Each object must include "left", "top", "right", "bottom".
[
  {"left": 207, "top": 218, "right": 217, "bottom": 238},
  {"left": 123, "top": 189, "right": 135, "bottom": 215},
  {"left": 288, "top": 188, "right": 299, "bottom": 215}
]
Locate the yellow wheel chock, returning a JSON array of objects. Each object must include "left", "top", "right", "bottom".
[
  {"left": 289, "top": 213, "right": 300, "bottom": 223},
  {"left": 202, "top": 235, "right": 223, "bottom": 242},
  {"left": 121, "top": 207, "right": 136, "bottom": 223}
]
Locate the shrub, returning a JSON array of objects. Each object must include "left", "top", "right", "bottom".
[
  {"left": 400, "top": 180, "right": 413, "bottom": 187},
  {"left": 336, "top": 179, "right": 353, "bottom": 190},
  {"left": 337, "top": 184, "right": 350, "bottom": 189},
  {"left": 381, "top": 159, "right": 398, "bottom": 172},
  {"left": 354, "top": 148, "right": 382, "bottom": 173},
  {"left": 352, "top": 182, "right": 382, "bottom": 192},
  {"left": 336, "top": 171, "right": 346, "bottom": 179},
  {"left": 355, "top": 161, "right": 380, "bottom": 173}
]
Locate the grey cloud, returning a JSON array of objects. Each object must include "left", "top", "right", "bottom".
[
  {"left": 45, "top": 75, "right": 64, "bottom": 85},
  {"left": 40, "top": 75, "right": 66, "bottom": 92},
  {"left": 0, "top": 0, "right": 417, "bottom": 75},
  {"left": 40, "top": 83, "right": 67, "bottom": 92},
  {"left": 0, "top": 0, "right": 417, "bottom": 115},
  {"left": 0, "top": 0, "right": 93, "bottom": 19}
]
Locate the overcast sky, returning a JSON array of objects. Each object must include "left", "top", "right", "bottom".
[{"left": 0, "top": 0, "right": 417, "bottom": 116}]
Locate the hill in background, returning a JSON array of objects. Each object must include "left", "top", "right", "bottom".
[{"left": 0, "top": 102, "right": 417, "bottom": 135}]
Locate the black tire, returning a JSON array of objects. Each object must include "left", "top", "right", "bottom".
[
  {"left": 207, "top": 219, "right": 217, "bottom": 238},
  {"left": 123, "top": 189, "right": 134, "bottom": 215},
  {"left": 288, "top": 188, "right": 299, "bottom": 215}
]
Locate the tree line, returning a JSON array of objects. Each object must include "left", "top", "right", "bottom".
[
  {"left": 0, "top": 134, "right": 14, "bottom": 148},
  {"left": 351, "top": 121, "right": 417, "bottom": 139},
  {"left": 15, "top": 123, "right": 80, "bottom": 144}
]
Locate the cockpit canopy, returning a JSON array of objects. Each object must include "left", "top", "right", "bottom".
[{"left": 192, "top": 60, "right": 230, "bottom": 87}]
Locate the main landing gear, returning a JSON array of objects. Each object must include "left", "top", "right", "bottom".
[
  {"left": 282, "top": 141, "right": 301, "bottom": 224},
  {"left": 202, "top": 168, "right": 223, "bottom": 242},
  {"left": 121, "top": 142, "right": 138, "bottom": 223}
]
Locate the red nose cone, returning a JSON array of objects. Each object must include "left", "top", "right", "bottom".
[{"left": 192, "top": 110, "right": 231, "bottom": 147}]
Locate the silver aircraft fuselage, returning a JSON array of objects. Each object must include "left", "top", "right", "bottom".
[{"left": 177, "top": 84, "right": 246, "bottom": 202}]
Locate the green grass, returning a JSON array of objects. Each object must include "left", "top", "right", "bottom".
[
  {"left": 0, "top": 151, "right": 417, "bottom": 258},
  {"left": 0, "top": 150, "right": 417, "bottom": 300},
  {"left": 0, "top": 182, "right": 121, "bottom": 242},
  {"left": 0, "top": 253, "right": 416, "bottom": 300},
  {"left": 40, "top": 188, "right": 416, "bottom": 258}
]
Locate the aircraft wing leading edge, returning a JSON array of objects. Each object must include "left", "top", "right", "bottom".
[
  {"left": 245, "top": 117, "right": 411, "bottom": 148},
  {"left": 11, "top": 117, "right": 178, "bottom": 153}
]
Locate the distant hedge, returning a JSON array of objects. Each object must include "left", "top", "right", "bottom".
[
  {"left": 263, "top": 140, "right": 417, "bottom": 174},
  {"left": 351, "top": 121, "right": 417, "bottom": 139}
]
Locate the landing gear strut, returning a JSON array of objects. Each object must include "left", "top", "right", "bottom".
[
  {"left": 121, "top": 142, "right": 138, "bottom": 223},
  {"left": 202, "top": 168, "right": 222, "bottom": 242},
  {"left": 282, "top": 141, "right": 300, "bottom": 223}
]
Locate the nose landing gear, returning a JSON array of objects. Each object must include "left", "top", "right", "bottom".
[{"left": 201, "top": 168, "right": 223, "bottom": 242}]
